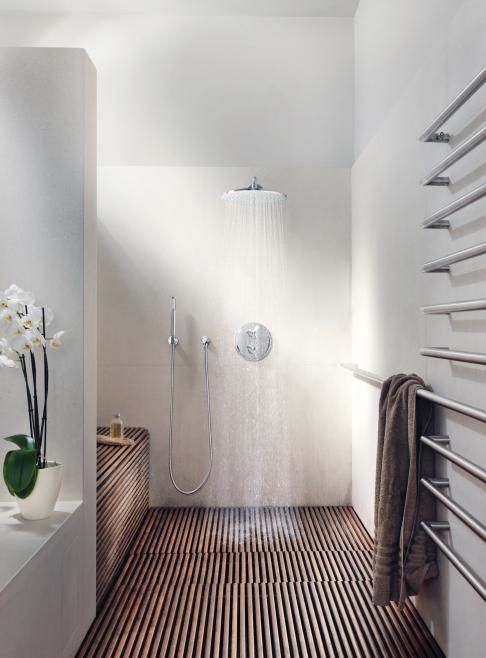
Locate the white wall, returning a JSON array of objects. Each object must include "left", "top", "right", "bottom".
[
  {"left": 99, "top": 166, "right": 351, "bottom": 506},
  {"left": 0, "top": 14, "right": 354, "bottom": 506},
  {"left": 0, "top": 48, "right": 97, "bottom": 656},
  {"left": 353, "top": 0, "right": 486, "bottom": 655},
  {"left": 0, "top": 15, "right": 354, "bottom": 169}
]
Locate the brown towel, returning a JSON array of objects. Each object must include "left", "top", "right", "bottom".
[{"left": 373, "top": 373, "right": 438, "bottom": 608}]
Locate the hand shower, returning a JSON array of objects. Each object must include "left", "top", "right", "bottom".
[
  {"left": 168, "top": 296, "right": 178, "bottom": 345},
  {"left": 167, "top": 297, "right": 213, "bottom": 495}
]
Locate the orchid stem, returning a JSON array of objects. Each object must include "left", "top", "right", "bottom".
[
  {"left": 41, "top": 308, "right": 48, "bottom": 468},
  {"left": 29, "top": 350, "right": 40, "bottom": 460},
  {"left": 19, "top": 355, "right": 34, "bottom": 441}
]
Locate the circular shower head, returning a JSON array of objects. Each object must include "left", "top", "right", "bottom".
[{"left": 222, "top": 176, "right": 286, "bottom": 203}]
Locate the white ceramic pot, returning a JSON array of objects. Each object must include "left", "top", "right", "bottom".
[{"left": 17, "top": 461, "right": 63, "bottom": 520}]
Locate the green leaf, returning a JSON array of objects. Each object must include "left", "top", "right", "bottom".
[
  {"left": 3, "top": 458, "right": 16, "bottom": 496},
  {"left": 3, "top": 449, "right": 38, "bottom": 498},
  {"left": 15, "top": 470, "right": 38, "bottom": 499},
  {"left": 3, "top": 435, "right": 36, "bottom": 451}
]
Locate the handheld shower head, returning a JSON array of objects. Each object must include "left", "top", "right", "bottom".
[{"left": 169, "top": 296, "right": 178, "bottom": 345}]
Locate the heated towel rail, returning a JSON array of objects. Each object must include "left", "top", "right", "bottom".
[
  {"left": 423, "top": 182, "right": 486, "bottom": 228},
  {"left": 341, "top": 363, "right": 486, "bottom": 422},
  {"left": 421, "top": 65, "right": 486, "bottom": 186},
  {"left": 419, "top": 347, "right": 486, "bottom": 366},
  {"left": 422, "top": 242, "right": 486, "bottom": 273},
  {"left": 341, "top": 362, "right": 486, "bottom": 601},
  {"left": 420, "top": 64, "right": 486, "bottom": 143},
  {"left": 422, "top": 126, "right": 486, "bottom": 186},
  {"left": 422, "top": 298, "right": 486, "bottom": 314}
]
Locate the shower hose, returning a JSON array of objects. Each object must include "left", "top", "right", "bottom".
[{"left": 168, "top": 336, "right": 213, "bottom": 495}]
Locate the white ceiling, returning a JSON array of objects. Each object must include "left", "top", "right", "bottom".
[{"left": 0, "top": 0, "right": 359, "bottom": 17}]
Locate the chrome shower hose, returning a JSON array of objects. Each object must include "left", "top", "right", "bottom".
[{"left": 168, "top": 337, "right": 213, "bottom": 495}]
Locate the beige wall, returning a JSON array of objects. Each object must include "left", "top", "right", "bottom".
[{"left": 352, "top": 0, "right": 486, "bottom": 655}]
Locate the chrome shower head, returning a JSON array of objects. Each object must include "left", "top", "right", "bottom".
[{"left": 222, "top": 176, "right": 286, "bottom": 203}]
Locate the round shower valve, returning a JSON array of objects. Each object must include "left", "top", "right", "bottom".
[{"left": 235, "top": 323, "right": 272, "bottom": 362}]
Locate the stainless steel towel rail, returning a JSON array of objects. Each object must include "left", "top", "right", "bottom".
[
  {"left": 341, "top": 364, "right": 486, "bottom": 601},
  {"left": 421, "top": 435, "right": 486, "bottom": 483},
  {"left": 422, "top": 242, "right": 486, "bottom": 272},
  {"left": 421, "top": 522, "right": 486, "bottom": 601},
  {"left": 421, "top": 298, "right": 486, "bottom": 314},
  {"left": 420, "top": 347, "right": 486, "bottom": 365},
  {"left": 421, "top": 477, "right": 486, "bottom": 542},
  {"left": 423, "top": 182, "right": 486, "bottom": 229},
  {"left": 421, "top": 125, "right": 486, "bottom": 186},
  {"left": 420, "top": 65, "right": 486, "bottom": 143},
  {"left": 341, "top": 363, "right": 486, "bottom": 423}
]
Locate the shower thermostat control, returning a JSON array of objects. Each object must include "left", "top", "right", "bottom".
[{"left": 235, "top": 323, "right": 272, "bottom": 362}]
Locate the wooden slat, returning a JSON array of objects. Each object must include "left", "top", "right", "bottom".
[
  {"left": 95, "top": 426, "right": 150, "bottom": 608},
  {"left": 78, "top": 506, "right": 444, "bottom": 658}
]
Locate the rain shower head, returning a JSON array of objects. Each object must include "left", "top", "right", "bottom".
[{"left": 222, "top": 176, "right": 286, "bottom": 203}]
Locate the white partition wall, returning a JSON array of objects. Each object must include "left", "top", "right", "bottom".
[{"left": 0, "top": 48, "right": 97, "bottom": 657}]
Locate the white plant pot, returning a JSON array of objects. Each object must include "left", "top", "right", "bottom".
[{"left": 16, "top": 461, "right": 63, "bottom": 520}]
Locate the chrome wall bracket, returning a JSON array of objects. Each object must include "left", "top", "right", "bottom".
[
  {"left": 426, "top": 176, "right": 450, "bottom": 186},
  {"left": 427, "top": 131, "right": 451, "bottom": 143}
]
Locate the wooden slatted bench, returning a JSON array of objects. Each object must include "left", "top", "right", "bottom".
[{"left": 96, "top": 426, "right": 150, "bottom": 608}]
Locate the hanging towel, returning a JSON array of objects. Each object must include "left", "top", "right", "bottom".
[{"left": 372, "top": 373, "right": 437, "bottom": 608}]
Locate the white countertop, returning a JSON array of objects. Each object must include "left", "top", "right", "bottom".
[{"left": 0, "top": 500, "right": 82, "bottom": 593}]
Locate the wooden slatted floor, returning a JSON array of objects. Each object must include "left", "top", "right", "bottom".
[{"left": 78, "top": 507, "right": 444, "bottom": 658}]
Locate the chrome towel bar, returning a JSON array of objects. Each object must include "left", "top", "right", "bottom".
[
  {"left": 421, "top": 125, "right": 486, "bottom": 186},
  {"left": 421, "top": 298, "right": 486, "bottom": 314},
  {"left": 341, "top": 363, "right": 486, "bottom": 423},
  {"left": 420, "top": 347, "right": 486, "bottom": 365},
  {"left": 421, "top": 435, "right": 486, "bottom": 483},
  {"left": 421, "top": 522, "right": 486, "bottom": 601},
  {"left": 422, "top": 242, "right": 486, "bottom": 272},
  {"left": 421, "top": 477, "right": 486, "bottom": 542},
  {"left": 420, "top": 65, "right": 486, "bottom": 143},
  {"left": 341, "top": 364, "right": 486, "bottom": 600},
  {"left": 423, "top": 182, "right": 486, "bottom": 228}
]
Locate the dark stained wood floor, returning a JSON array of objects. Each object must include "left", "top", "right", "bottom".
[{"left": 77, "top": 506, "right": 444, "bottom": 658}]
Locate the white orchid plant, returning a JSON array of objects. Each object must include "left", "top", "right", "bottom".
[{"left": 1, "top": 285, "right": 64, "bottom": 497}]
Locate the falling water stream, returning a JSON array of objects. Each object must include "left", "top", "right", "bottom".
[{"left": 220, "top": 188, "right": 291, "bottom": 505}]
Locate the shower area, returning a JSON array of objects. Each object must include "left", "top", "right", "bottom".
[
  {"left": 82, "top": 167, "right": 441, "bottom": 656},
  {"left": 98, "top": 167, "right": 352, "bottom": 510}
]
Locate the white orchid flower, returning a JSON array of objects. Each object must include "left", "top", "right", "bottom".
[
  {"left": 29, "top": 329, "right": 46, "bottom": 348},
  {"left": 0, "top": 337, "right": 13, "bottom": 354},
  {"left": 11, "top": 332, "right": 34, "bottom": 353},
  {"left": 0, "top": 353, "right": 16, "bottom": 368},
  {"left": 49, "top": 330, "right": 65, "bottom": 348},
  {"left": 41, "top": 306, "right": 54, "bottom": 326},
  {"left": 0, "top": 339, "right": 17, "bottom": 367},
  {"left": 3, "top": 284, "right": 35, "bottom": 308},
  {"left": 0, "top": 307, "right": 16, "bottom": 326},
  {"left": 7, "top": 318, "right": 27, "bottom": 338}
]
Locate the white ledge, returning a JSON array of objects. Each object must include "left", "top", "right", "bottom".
[{"left": 0, "top": 500, "right": 82, "bottom": 593}]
